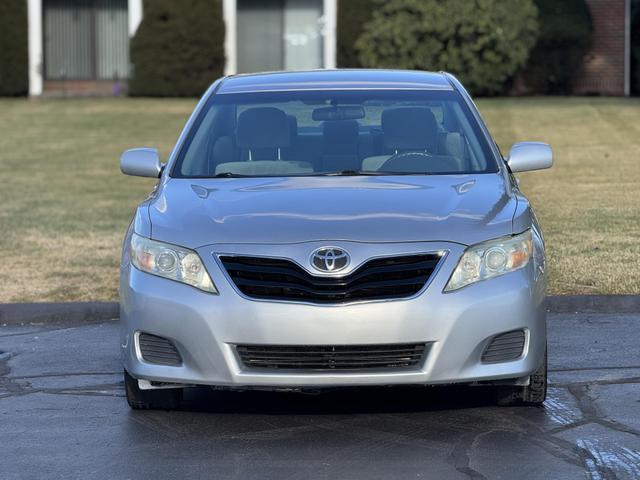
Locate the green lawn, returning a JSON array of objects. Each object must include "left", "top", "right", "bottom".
[{"left": 0, "top": 97, "right": 638, "bottom": 302}]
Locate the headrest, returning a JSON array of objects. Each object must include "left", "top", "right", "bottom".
[
  {"left": 322, "top": 120, "right": 359, "bottom": 153},
  {"left": 237, "top": 107, "right": 290, "bottom": 149},
  {"left": 382, "top": 107, "right": 438, "bottom": 151}
]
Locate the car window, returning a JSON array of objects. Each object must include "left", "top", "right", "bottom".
[{"left": 173, "top": 89, "right": 498, "bottom": 177}]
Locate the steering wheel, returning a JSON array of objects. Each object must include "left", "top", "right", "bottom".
[{"left": 381, "top": 150, "right": 432, "bottom": 172}]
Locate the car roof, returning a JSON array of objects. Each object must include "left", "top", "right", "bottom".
[{"left": 216, "top": 69, "right": 454, "bottom": 94}]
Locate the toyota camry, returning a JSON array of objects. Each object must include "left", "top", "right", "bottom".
[{"left": 119, "top": 70, "right": 552, "bottom": 410}]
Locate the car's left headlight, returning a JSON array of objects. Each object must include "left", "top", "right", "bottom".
[
  {"left": 444, "top": 230, "right": 532, "bottom": 292},
  {"left": 130, "top": 233, "right": 218, "bottom": 294}
]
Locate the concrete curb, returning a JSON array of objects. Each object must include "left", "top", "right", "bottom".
[
  {"left": 0, "top": 296, "right": 639, "bottom": 326},
  {"left": 0, "top": 302, "right": 118, "bottom": 326}
]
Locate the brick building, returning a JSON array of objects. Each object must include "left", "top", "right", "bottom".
[{"left": 573, "top": 0, "right": 631, "bottom": 95}]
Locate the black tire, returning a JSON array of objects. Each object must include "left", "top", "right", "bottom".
[
  {"left": 124, "top": 370, "right": 183, "bottom": 410},
  {"left": 495, "top": 350, "right": 547, "bottom": 406}
]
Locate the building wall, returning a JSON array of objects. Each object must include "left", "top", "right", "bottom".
[{"left": 574, "top": 0, "right": 629, "bottom": 95}]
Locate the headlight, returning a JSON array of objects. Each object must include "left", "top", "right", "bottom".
[
  {"left": 130, "top": 233, "right": 217, "bottom": 293},
  {"left": 444, "top": 230, "right": 532, "bottom": 292}
]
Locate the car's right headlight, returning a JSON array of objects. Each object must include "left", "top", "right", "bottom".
[
  {"left": 444, "top": 230, "right": 532, "bottom": 292},
  {"left": 130, "top": 233, "right": 218, "bottom": 294}
]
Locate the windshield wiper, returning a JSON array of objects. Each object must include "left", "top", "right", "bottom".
[
  {"left": 213, "top": 172, "right": 251, "bottom": 178},
  {"left": 321, "top": 170, "right": 390, "bottom": 176},
  {"left": 212, "top": 170, "right": 431, "bottom": 178},
  {"left": 320, "top": 170, "right": 429, "bottom": 176}
]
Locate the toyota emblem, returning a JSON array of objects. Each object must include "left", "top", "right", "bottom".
[{"left": 310, "top": 247, "right": 350, "bottom": 273}]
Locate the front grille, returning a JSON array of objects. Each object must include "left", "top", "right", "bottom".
[
  {"left": 236, "top": 343, "right": 428, "bottom": 371},
  {"left": 219, "top": 254, "right": 441, "bottom": 304},
  {"left": 138, "top": 332, "right": 182, "bottom": 366},
  {"left": 481, "top": 330, "right": 526, "bottom": 363}
]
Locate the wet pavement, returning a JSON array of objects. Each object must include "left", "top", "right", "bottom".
[{"left": 1, "top": 313, "right": 639, "bottom": 480}]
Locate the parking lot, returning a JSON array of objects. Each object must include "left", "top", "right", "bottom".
[{"left": 1, "top": 312, "right": 639, "bottom": 480}]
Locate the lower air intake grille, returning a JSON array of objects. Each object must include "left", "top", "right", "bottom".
[
  {"left": 481, "top": 330, "right": 526, "bottom": 364},
  {"left": 138, "top": 333, "right": 182, "bottom": 366},
  {"left": 236, "top": 343, "right": 428, "bottom": 371},
  {"left": 220, "top": 254, "right": 441, "bottom": 304}
]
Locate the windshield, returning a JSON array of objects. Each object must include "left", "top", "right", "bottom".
[{"left": 172, "top": 89, "right": 498, "bottom": 178}]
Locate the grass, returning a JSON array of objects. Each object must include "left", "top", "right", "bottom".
[
  {"left": 0, "top": 97, "right": 638, "bottom": 302},
  {"left": 480, "top": 97, "right": 640, "bottom": 295}
]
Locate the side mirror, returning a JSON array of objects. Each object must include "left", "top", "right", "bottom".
[
  {"left": 120, "top": 148, "right": 162, "bottom": 178},
  {"left": 506, "top": 142, "right": 553, "bottom": 173}
]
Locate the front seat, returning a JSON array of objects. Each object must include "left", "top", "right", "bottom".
[{"left": 215, "top": 107, "right": 312, "bottom": 176}]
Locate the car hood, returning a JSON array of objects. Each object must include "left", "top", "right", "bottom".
[{"left": 148, "top": 174, "right": 517, "bottom": 248}]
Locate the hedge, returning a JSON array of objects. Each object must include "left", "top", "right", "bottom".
[
  {"left": 129, "top": 0, "right": 225, "bottom": 97},
  {"left": 516, "top": 0, "right": 592, "bottom": 94},
  {"left": 337, "top": 0, "right": 376, "bottom": 67},
  {"left": 354, "top": 0, "right": 538, "bottom": 96},
  {"left": 0, "top": 0, "right": 29, "bottom": 96}
]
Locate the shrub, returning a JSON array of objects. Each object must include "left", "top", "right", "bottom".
[
  {"left": 354, "top": 0, "right": 538, "bottom": 96},
  {"left": 517, "top": 0, "right": 592, "bottom": 94},
  {"left": 337, "top": 0, "right": 376, "bottom": 67},
  {"left": 0, "top": 0, "right": 29, "bottom": 96},
  {"left": 632, "top": 0, "right": 640, "bottom": 94},
  {"left": 129, "top": 0, "right": 225, "bottom": 97}
]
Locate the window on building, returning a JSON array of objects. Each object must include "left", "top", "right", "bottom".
[
  {"left": 43, "top": 0, "right": 129, "bottom": 81},
  {"left": 236, "top": 0, "right": 324, "bottom": 73}
]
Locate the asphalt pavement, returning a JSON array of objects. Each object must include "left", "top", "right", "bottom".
[{"left": 1, "top": 313, "right": 639, "bottom": 480}]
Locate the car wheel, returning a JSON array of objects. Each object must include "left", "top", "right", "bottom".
[
  {"left": 124, "top": 370, "right": 183, "bottom": 410},
  {"left": 495, "top": 349, "right": 547, "bottom": 407}
]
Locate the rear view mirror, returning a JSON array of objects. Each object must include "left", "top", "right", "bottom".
[
  {"left": 312, "top": 105, "right": 365, "bottom": 121},
  {"left": 120, "top": 148, "right": 162, "bottom": 178},
  {"left": 506, "top": 142, "right": 553, "bottom": 173}
]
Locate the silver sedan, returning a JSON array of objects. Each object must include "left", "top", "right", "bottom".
[{"left": 119, "top": 70, "right": 552, "bottom": 410}]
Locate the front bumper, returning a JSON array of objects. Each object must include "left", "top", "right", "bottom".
[{"left": 120, "top": 240, "right": 546, "bottom": 388}]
